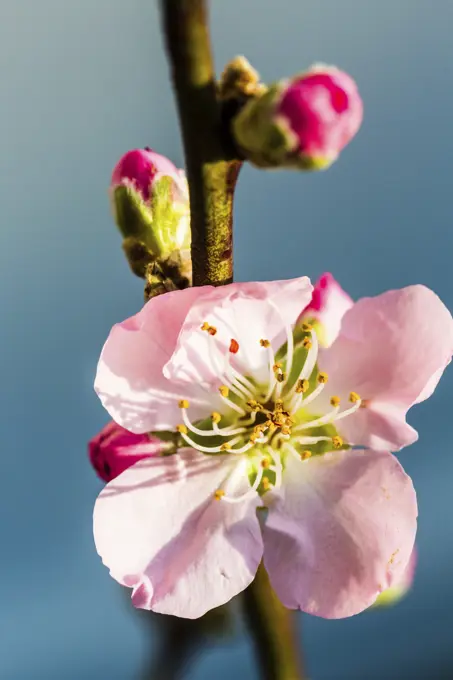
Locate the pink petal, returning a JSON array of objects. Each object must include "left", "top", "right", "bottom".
[
  {"left": 165, "top": 277, "right": 313, "bottom": 386},
  {"left": 262, "top": 449, "right": 417, "bottom": 619},
  {"left": 319, "top": 285, "right": 453, "bottom": 450},
  {"left": 93, "top": 449, "right": 263, "bottom": 618},
  {"left": 300, "top": 272, "right": 353, "bottom": 346},
  {"left": 95, "top": 287, "right": 216, "bottom": 433}
]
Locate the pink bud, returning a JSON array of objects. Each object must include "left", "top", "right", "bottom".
[
  {"left": 88, "top": 421, "right": 163, "bottom": 482},
  {"left": 111, "top": 147, "right": 181, "bottom": 202},
  {"left": 276, "top": 66, "right": 363, "bottom": 167}
]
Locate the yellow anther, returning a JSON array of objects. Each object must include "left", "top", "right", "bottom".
[
  {"left": 214, "top": 489, "right": 225, "bottom": 501},
  {"left": 332, "top": 436, "right": 343, "bottom": 449},
  {"left": 201, "top": 321, "right": 217, "bottom": 335},
  {"left": 349, "top": 391, "right": 361, "bottom": 404},
  {"left": 220, "top": 442, "right": 231, "bottom": 451},
  {"left": 281, "top": 426, "right": 291, "bottom": 436},
  {"left": 211, "top": 411, "right": 221, "bottom": 424},
  {"left": 247, "top": 400, "right": 263, "bottom": 412},
  {"left": 302, "top": 322, "right": 313, "bottom": 332},
  {"left": 296, "top": 379, "right": 309, "bottom": 394},
  {"left": 272, "top": 363, "right": 282, "bottom": 373},
  {"left": 275, "top": 399, "right": 284, "bottom": 410},
  {"left": 261, "top": 458, "right": 271, "bottom": 469},
  {"left": 302, "top": 337, "right": 312, "bottom": 350},
  {"left": 261, "top": 477, "right": 272, "bottom": 491},
  {"left": 260, "top": 338, "right": 270, "bottom": 348},
  {"left": 301, "top": 450, "right": 312, "bottom": 460},
  {"left": 317, "top": 372, "right": 329, "bottom": 384},
  {"left": 176, "top": 424, "right": 188, "bottom": 435},
  {"left": 330, "top": 395, "right": 341, "bottom": 407},
  {"left": 276, "top": 372, "right": 286, "bottom": 383},
  {"left": 178, "top": 399, "right": 189, "bottom": 409},
  {"left": 219, "top": 385, "right": 229, "bottom": 398}
]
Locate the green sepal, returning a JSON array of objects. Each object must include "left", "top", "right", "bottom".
[
  {"left": 232, "top": 84, "right": 292, "bottom": 168},
  {"left": 112, "top": 176, "right": 190, "bottom": 259}
]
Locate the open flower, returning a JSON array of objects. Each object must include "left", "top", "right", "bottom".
[{"left": 93, "top": 277, "right": 453, "bottom": 619}]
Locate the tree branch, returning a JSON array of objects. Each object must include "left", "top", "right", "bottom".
[{"left": 159, "top": 0, "right": 240, "bottom": 287}]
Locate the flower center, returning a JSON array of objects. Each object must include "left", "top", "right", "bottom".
[{"left": 174, "top": 320, "right": 361, "bottom": 502}]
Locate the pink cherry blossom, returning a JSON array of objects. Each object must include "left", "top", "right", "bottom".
[
  {"left": 93, "top": 276, "right": 453, "bottom": 618},
  {"left": 89, "top": 421, "right": 164, "bottom": 482}
]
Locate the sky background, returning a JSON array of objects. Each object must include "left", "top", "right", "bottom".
[{"left": 1, "top": 0, "right": 453, "bottom": 678}]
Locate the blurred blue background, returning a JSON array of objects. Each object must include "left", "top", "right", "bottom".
[{"left": 1, "top": 0, "right": 453, "bottom": 677}]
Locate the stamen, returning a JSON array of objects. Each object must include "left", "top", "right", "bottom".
[
  {"left": 269, "top": 300, "right": 294, "bottom": 390},
  {"left": 220, "top": 459, "right": 264, "bottom": 504},
  {"left": 302, "top": 337, "right": 312, "bottom": 350},
  {"left": 222, "top": 350, "right": 255, "bottom": 401},
  {"left": 201, "top": 322, "right": 217, "bottom": 336},
  {"left": 229, "top": 339, "right": 239, "bottom": 354},
  {"left": 293, "top": 405, "right": 341, "bottom": 431},
  {"left": 214, "top": 489, "right": 225, "bottom": 501},
  {"left": 330, "top": 397, "right": 362, "bottom": 422},
  {"left": 179, "top": 430, "right": 243, "bottom": 453},
  {"left": 211, "top": 411, "right": 221, "bottom": 424},
  {"left": 296, "top": 379, "right": 310, "bottom": 394},
  {"left": 286, "top": 329, "right": 319, "bottom": 402},
  {"left": 269, "top": 448, "right": 283, "bottom": 490},
  {"left": 176, "top": 424, "right": 188, "bottom": 434},
  {"left": 262, "top": 340, "right": 278, "bottom": 402},
  {"left": 181, "top": 407, "right": 246, "bottom": 438},
  {"left": 224, "top": 441, "right": 255, "bottom": 455},
  {"left": 318, "top": 372, "right": 329, "bottom": 384},
  {"left": 218, "top": 385, "right": 247, "bottom": 416},
  {"left": 262, "top": 477, "right": 272, "bottom": 492},
  {"left": 301, "top": 450, "right": 312, "bottom": 460},
  {"left": 295, "top": 435, "right": 332, "bottom": 445},
  {"left": 178, "top": 399, "right": 190, "bottom": 409},
  {"left": 332, "top": 436, "right": 343, "bottom": 449},
  {"left": 330, "top": 395, "right": 341, "bottom": 407}
]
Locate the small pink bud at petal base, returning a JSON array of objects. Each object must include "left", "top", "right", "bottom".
[
  {"left": 276, "top": 66, "right": 363, "bottom": 168},
  {"left": 88, "top": 421, "right": 163, "bottom": 482},
  {"left": 111, "top": 147, "right": 181, "bottom": 202}
]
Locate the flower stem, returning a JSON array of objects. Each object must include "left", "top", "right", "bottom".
[
  {"left": 242, "top": 563, "right": 307, "bottom": 680},
  {"left": 159, "top": 0, "right": 241, "bottom": 287}
]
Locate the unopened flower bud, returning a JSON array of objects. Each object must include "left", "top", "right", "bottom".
[
  {"left": 232, "top": 65, "right": 363, "bottom": 170},
  {"left": 110, "top": 147, "right": 190, "bottom": 261},
  {"left": 88, "top": 421, "right": 164, "bottom": 482}
]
